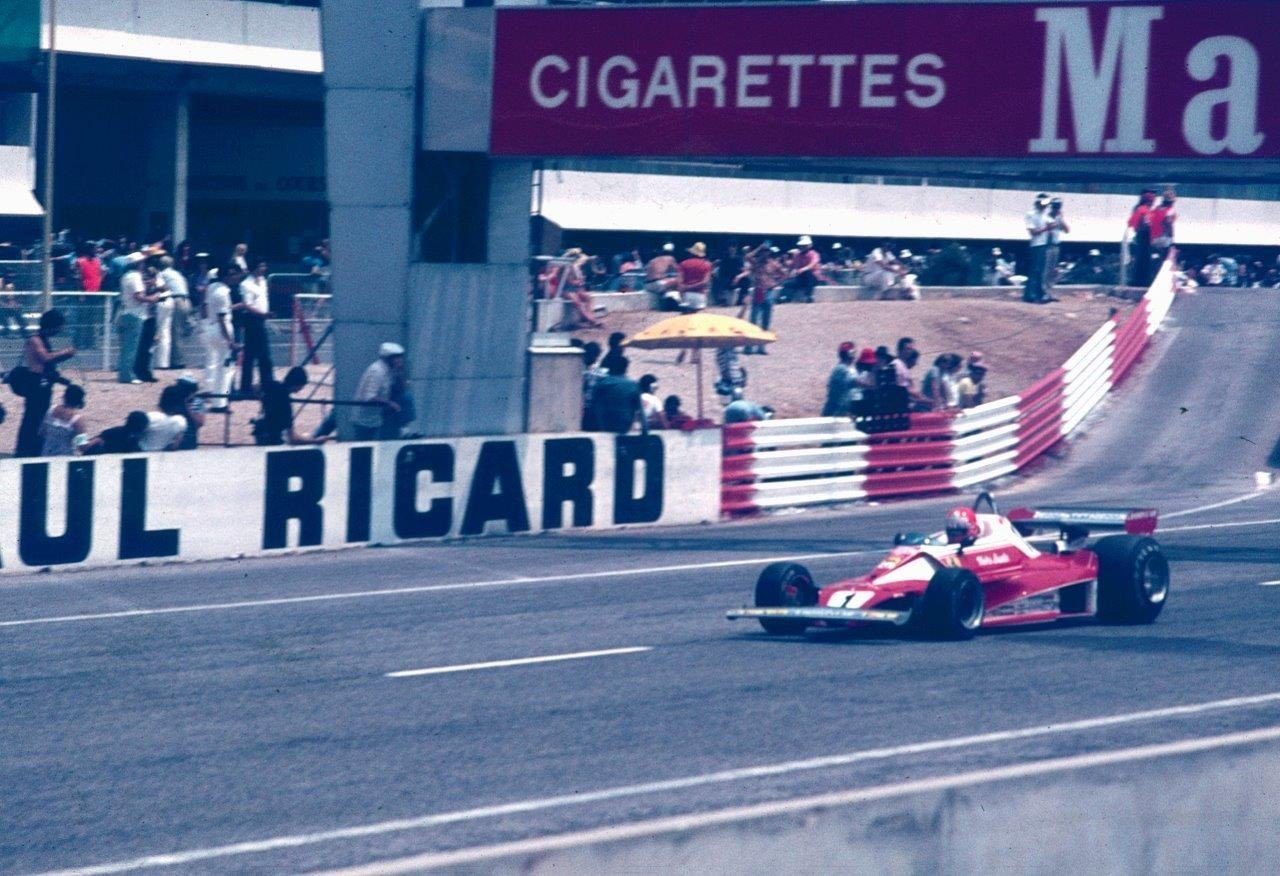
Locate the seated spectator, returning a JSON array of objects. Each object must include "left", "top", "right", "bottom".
[
  {"left": 662, "top": 395, "right": 694, "bottom": 430},
  {"left": 957, "top": 352, "right": 988, "bottom": 408},
  {"left": 255, "top": 367, "right": 328, "bottom": 446},
  {"left": 83, "top": 410, "right": 150, "bottom": 455},
  {"left": 174, "top": 374, "right": 206, "bottom": 450},
  {"left": 822, "top": 342, "right": 857, "bottom": 417},
  {"left": 40, "top": 384, "right": 88, "bottom": 456},
  {"left": 551, "top": 248, "right": 604, "bottom": 330},
  {"left": 724, "top": 388, "right": 771, "bottom": 424},
  {"left": 638, "top": 374, "right": 665, "bottom": 429},
  {"left": 138, "top": 385, "right": 189, "bottom": 451}
]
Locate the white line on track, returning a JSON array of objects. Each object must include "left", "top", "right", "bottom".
[
  {"left": 1155, "top": 516, "right": 1280, "bottom": 535},
  {"left": 0, "top": 549, "right": 873, "bottom": 629},
  {"left": 36, "top": 691, "right": 1280, "bottom": 876},
  {"left": 386, "top": 647, "right": 650, "bottom": 678},
  {"left": 1259, "top": 580, "right": 1280, "bottom": 587},
  {"left": 1162, "top": 485, "right": 1274, "bottom": 520},
  {"left": 319, "top": 724, "right": 1280, "bottom": 875}
]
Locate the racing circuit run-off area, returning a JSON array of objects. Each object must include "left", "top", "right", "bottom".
[{"left": 6, "top": 0, "right": 1280, "bottom": 873}]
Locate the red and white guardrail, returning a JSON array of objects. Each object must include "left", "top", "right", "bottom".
[{"left": 721, "top": 257, "right": 1178, "bottom": 516}]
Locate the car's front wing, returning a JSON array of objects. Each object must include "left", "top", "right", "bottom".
[{"left": 726, "top": 606, "right": 912, "bottom": 626}]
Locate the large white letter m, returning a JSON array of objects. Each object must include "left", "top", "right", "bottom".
[{"left": 1030, "top": 5, "right": 1164, "bottom": 154}]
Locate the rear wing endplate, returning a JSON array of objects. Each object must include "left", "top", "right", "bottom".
[{"left": 1007, "top": 507, "right": 1158, "bottom": 537}]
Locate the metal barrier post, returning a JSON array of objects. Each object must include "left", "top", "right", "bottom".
[{"left": 101, "top": 294, "right": 113, "bottom": 371}]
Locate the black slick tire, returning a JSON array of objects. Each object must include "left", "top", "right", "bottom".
[
  {"left": 1095, "top": 535, "right": 1169, "bottom": 624},
  {"left": 914, "top": 568, "right": 984, "bottom": 640},
  {"left": 754, "top": 562, "right": 817, "bottom": 635}
]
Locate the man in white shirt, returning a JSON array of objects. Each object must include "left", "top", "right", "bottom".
[
  {"left": 1023, "top": 193, "right": 1055, "bottom": 303},
  {"left": 862, "top": 242, "right": 900, "bottom": 299},
  {"left": 154, "top": 256, "right": 188, "bottom": 370},
  {"left": 235, "top": 260, "right": 273, "bottom": 395},
  {"left": 116, "top": 253, "right": 158, "bottom": 383},
  {"left": 202, "top": 265, "right": 241, "bottom": 411},
  {"left": 352, "top": 342, "right": 405, "bottom": 440}
]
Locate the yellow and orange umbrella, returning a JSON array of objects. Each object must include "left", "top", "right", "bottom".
[{"left": 625, "top": 314, "right": 777, "bottom": 417}]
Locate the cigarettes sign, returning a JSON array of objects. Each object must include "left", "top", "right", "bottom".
[{"left": 489, "top": 2, "right": 1277, "bottom": 158}]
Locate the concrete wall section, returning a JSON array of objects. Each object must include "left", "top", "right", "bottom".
[
  {"left": 407, "top": 263, "right": 529, "bottom": 437},
  {"left": 0, "top": 432, "right": 722, "bottom": 574}
]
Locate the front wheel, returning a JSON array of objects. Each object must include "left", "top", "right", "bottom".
[
  {"left": 914, "top": 568, "right": 984, "bottom": 640},
  {"left": 754, "top": 562, "right": 818, "bottom": 635},
  {"left": 1095, "top": 536, "right": 1169, "bottom": 624}
]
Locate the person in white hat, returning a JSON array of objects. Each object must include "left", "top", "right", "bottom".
[
  {"left": 786, "top": 235, "right": 820, "bottom": 302},
  {"left": 352, "top": 341, "right": 407, "bottom": 440}
]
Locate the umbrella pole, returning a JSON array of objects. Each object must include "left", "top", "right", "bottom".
[{"left": 696, "top": 344, "right": 704, "bottom": 420}]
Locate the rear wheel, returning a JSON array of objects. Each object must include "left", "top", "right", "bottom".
[
  {"left": 1095, "top": 536, "right": 1169, "bottom": 624},
  {"left": 914, "top": 568, "right": 984, "bottom": 640},
  {"left": 754, "top": 562, "right": 818, "bottom": 635}
]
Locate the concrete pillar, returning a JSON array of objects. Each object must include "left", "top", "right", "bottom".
[
  {"left": 172, "top": 91, "right": 189, "bottom": 244},
  {"left": 322, "top": 0, "right": 419, "bottom": 435}
]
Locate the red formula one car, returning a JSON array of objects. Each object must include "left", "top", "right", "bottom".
[{"left": 727, "top": 493, "right": 1169, "bottom": 640}]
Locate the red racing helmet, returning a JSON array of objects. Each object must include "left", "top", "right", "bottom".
[{"left": 945, "top": 507, "right": 980, "bottom": 544}]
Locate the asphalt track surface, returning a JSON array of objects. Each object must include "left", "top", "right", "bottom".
[{"left": 5, "top": 288, "right": 1280, "bottom": 874}]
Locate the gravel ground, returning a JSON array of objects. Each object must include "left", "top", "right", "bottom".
[
  {"left": 574, "top": 290, "right": 1132, "bottom": 419},
  {"left": 0, "top": 291, "right": 1129, "bottom": 453}
]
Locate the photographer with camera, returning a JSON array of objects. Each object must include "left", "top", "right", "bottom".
[{"left": 9, "top": 310, "right": 76, "bottom": 457}]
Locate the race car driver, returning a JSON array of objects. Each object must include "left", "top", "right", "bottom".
[{"left": 945, "top": 507, "right": 980, "bottom": 545}]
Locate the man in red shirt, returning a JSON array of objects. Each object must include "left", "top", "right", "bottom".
[
  {"left": 1126, "top": 189, "right": 1157, "bottom": 286},
  {"left": 678, "top": 242, "right": 713, "bottom": 311},
  {"left": 1146, "top": 188, "right": 1177, "bottom": 276},
  {"left": 76, "top": 243, "right": 103, "bottom": 292}
]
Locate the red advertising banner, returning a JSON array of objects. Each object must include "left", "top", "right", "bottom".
[{"left": 490, "top": 1, "right": 1278, "bottom": 159}]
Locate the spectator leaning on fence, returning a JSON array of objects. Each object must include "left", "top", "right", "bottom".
[
  {"left": 255, "top": 366, "right": 327, "bottom": 447},
  {"left": 352, "top": 342, "right": 406, "bottom": 441}
]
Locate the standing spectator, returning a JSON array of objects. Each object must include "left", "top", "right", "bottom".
[
  {"left": 231, "top": 242, "right": 249, "bottom": 273},
  {"left": 1126, "top": 189, "right": 1158, "bottom": 287},
  {"left": 156, "top": 255, "right": 189, "bottom": 370},
  {"left": 1148, "top": 188, "right": 1178, "bottom": 273},
  {"left": 302, "top": 240, "right": 331, "bottom": 294},
  {"left": 254, "top": 367, "right": 327, "bottom": 446},
  {"left": 352, "top": 342, "right": 405, "bottom": 440},
  {"left": 893, "top": 337, "right": 920, "bottom": 392},
  {"left": 600, "top": 331, "right": 629, "bottom": 374},
  {"left": 1043, "top": 198, "right": 1071, "bottom": 300},
  {"left": 82, "top": 410, "right": 149, "bottom": 455},
  {"left": 821, "top": 342, "right": 857, "bottom": 417},
  {"left": 638, "top": 374, "right": 665, "bottom": 429},
  {"left": 786, "top": 235, "right": 821, "bottom": 303},
  {"left": 745, "top": 249, "right": 780, "bottom": 354},
  {"left": 202, "top": 266, "right": 240, "bottom": 411},
  {"left": 235, "top": 260, "right": 274, "bottom": 395},
  {"left": 678, "top": 242, "right": 713, "bottom": 311},
  {"left": 717, "top": 244, "right": 745, "bottom": 306},
  {"left": 76, "top": 243, "right": 103, "bottom": 292},
  {"left": 580, "top": 341, "right": 606, "bottom": 430},
  {"left": 39, "top": 384, "right": 88, "bottom": 456},
  {"left": 646, "top": 243, "right": 681, "bottom": 311},
  {"left": 138, "top": 385, "right": 189, "bottom": 452},
  {"left": 132, "top": 260, "right": 163, "bottom": 383},
  {"left": 12, "top": 309, "right": 75, "bottom": 457},
  {"left": 715, "top": 344, "right": 746, "bottom": 399},
  {"left": 1023, "top": 193, "right": 1055, "bottom": 303},
  {"left": 590, "top": 357, "right": 647, "bottom": 435},
  {"left": 957, "top": 352, "right": 988, "bottom": 408},
  {"left": 116, "top": 253, "right": 156, "bottom": 383},
  {"left": 921, "top": 354, "right": 952, "bottom": 410}
]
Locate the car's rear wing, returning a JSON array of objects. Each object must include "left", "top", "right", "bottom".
[{"left": 1007, "top": 506, "right": 1158, "bottom": 538}]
